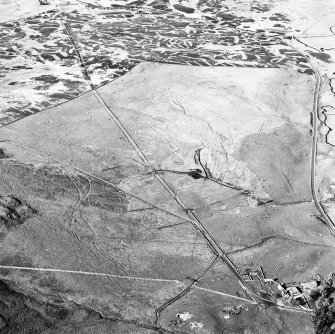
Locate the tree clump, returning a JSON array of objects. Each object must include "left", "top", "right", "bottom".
[{"left": 311, "top": 274, "right": 335, "bottom": 334}]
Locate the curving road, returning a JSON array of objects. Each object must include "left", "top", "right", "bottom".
[
  {"left": 282, "top": 38, "right": 335, "bottom": 236},
  {"left": 309, "top": 63, "right": 335, "bottom": 236}
]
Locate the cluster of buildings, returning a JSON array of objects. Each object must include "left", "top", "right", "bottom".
[
  {"left": 275, "top": 277, "right": 320, "bottom": 308},
  {"left": 238, "top": 266, "right": 321, "bottom": 309}
]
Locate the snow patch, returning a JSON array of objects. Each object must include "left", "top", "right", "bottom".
[
  {"left": 177, "top": 312, "right": 193, "bottom": 321},
  {"left": 190, "top": 322, "right": 204, "bottom": 329}
]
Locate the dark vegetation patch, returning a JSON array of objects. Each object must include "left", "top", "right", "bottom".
[
  {"left": 0, "top": 256, "right": 74, "bottom": 296},
  {"left": 151, "top": 0, "right": 169, "bottom": 11},
  {"left": 81, "top": 177, "right": 129, "bottom": 213},
  {"left": 0, "top": 279, "right": 53, "bottom": 333},
  {"left": 49, "top": 92, "right": 77, "bottom": 100},
  {"left": 173, "top": 4, "right": 195, "bottom": 14},
  {"left": 33, "top": 75, "right": 60, "bottom": 84},
  {"left": 129, "top": 0, "right": 145, "bottom": 5},
  {"left": 298, "top": 68, "right": 314, "bottom": 75},
  {"left": 0, "top": 160, "right": 81, "bottom": 201},
  {"left": 241, "top": 18, "right": 255, "bottom": 23},
  {"left": 0, "top": 148, "right": 10, "bottom": 159},
  {"left": 43, "top": 303, "right": 70, "bottom": 321},
  {"left": 0, "top": 278, "right": 110, "bottom": 333},
  {"left": 4, "top": 107, "right": 33, "bottom": 119},
  {"left": 308, "top": 51, "right": 332, "bottom": 63},
  {"left": 0, "top": 160, "right": 128, "bottom": 213},
  {"left": 311, "top": 274, "right": 335, "bottom": 334},
  {"left": 0, "top": 195, "right": 37, "bottom": 232},
  {"left": 251, "top": 4, "right": 271, "bottom": 12},
  {"left": 269, "top": 13, "right": 289, "bottom": 22},
  {"left": 11, "top": 65, "right": 33, "bottom": 70},
  {"left": 85, "top": 56, "right": 134, "bottom": 71},
  {"left": 36, "top": 275, "right": 74, "bottom": 295},
  {"left": 216, "top": 12, "right": 237, "bottom": 21},
  {"left": 40, "top": 53, "right": 58, "bottom": 61},
  {"left": 40, "top": 27, "right": 58, "bottom": 37},
  {"left": 0, "top": 254, "right": 34, "bottom": 268},
  {"left": 187, "top": 168, "right": 203, "bottom": 179}
]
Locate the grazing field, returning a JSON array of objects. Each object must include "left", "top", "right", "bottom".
[
  {"left": 0, "top": 0, "right": 335, "bottom": 332},
  {"left": 0, "top": 63, "right": 327, "bottom": 332}
]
